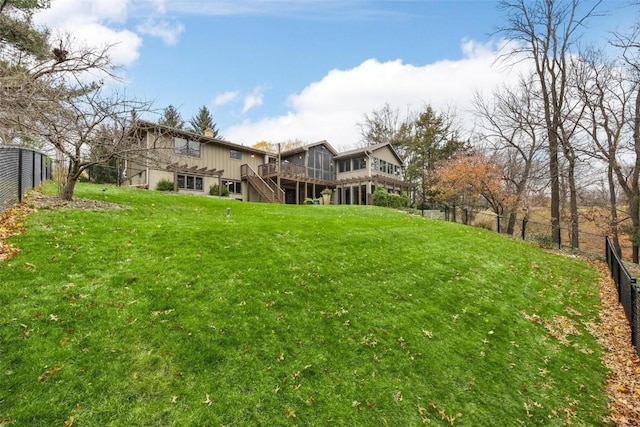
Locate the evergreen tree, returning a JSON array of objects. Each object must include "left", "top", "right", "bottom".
[
  {"left": 158, "top": 104, "right": 184, "bottom": 129},
  {"left": 402, "top": 106, "right": 466, "bottom": 208},
  {"left": 0, "top": 0, "right": 50, "bottom": 65},
  {"left": 189, "top": 105, "right": 221, "bottom": 137}
]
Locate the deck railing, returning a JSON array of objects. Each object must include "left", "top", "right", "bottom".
[{"left": 258, "top": 162, "right": 307, "bottom": 177}]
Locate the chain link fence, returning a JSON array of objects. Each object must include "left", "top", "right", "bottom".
[{"left": 0, "top": 146, "right": 51, "bottom": 213}]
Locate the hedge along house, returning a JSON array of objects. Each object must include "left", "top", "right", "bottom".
[{"left": 126, "top": 121, "right": 412, "bottom": 204}]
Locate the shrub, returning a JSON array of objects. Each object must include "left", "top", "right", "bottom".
[
  {"left": 156, "top": 178, "right": 174, "bottom": 191},
  {"left": 372, "top": 187, "right": 390, "bottom": 207},
  {"left": 209, "top": 184, "right": 230, "bottom": 197},
  {"left": 373, "top": 187, "right": 409, "bottom": 209},
  {"left": 304, "top": 197, "right": 314, "bottom": 205}
]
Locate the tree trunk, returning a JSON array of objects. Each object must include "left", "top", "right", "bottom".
[
  {"left": 60, "top": 177, "right": 77, "bottom": 201},
  {"left": 631, "top": 86, "right": 640, "bottom": 263},
  {"left": 607, "top": 163, "right": 622, "bottom": 256},
  {"left": 549, "top": 128, "right": 562, "bottom": 249},
  {"left": 506, "top": 211, "right": 517, "bottom": 236},
  {"left": 568, "top": 163, "right": 579, "bottom": 250},
  {"left": 60, "top": 161, "right": 81, "bottom": 201},
  {"left": 630, "top": 194, "right": 640, "bottom": 264}
]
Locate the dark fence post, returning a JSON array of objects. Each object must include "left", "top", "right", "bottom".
[
  {"left": 497, "top": 215, "right": 501, "bottom": 234},
  {"left": 522, "top": 218, "right": 527, "bottom": 241},
  {"left": 17, "top": 149, "right": 23, "bottom": 202},
  {"left": 31, "top": 150, "right": 35, "bottom": 189},
  {"left": 632, "top": 279, "right": 638, "bottom": 348}
]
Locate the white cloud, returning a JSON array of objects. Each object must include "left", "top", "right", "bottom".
[
  {"left": 136, "top": 18, "right": 184, "bottom": 45},
  {"left": 34, "top": 0, "right": 185, "bottom": 68},
  {"left": 148, "top": 0, "right": 168, "bottom": 15},
  {"left": 35, "top": 0, "right": 131, "bottom": 26},
  {"left": 224, "top": 41, "right": 529, "bottom": 150},
  {"left": 214, "top": 91, "right": 239, "bottom": 106},
  {"left": 242, "top": 86, "right": 266, "bottom": 114}
]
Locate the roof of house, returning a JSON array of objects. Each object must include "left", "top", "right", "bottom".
[
  {"left": 132, "top": 120, "right": 274, "bottom": 157},
  {"left": 280, "top": 140, "right": 339, "bottom": 157},
  {"left": 333, "top": 142, "right": 404, "bottom": 164}
]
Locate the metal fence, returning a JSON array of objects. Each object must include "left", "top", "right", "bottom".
[
  {"left": 0, "top": 146, "right": 51, "bottom": 213},
  {"left": 605, "top": 236, "right": 640, "bottom": 357},
  {"left": 426, "top": 205, "right": 640, "bottom": 356},
  {"left": 432, "top": 205, "right": 610, "bottom": 258}
]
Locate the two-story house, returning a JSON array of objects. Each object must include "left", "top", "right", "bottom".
[{"left": 126, "top": 121, "right": 412, "bottom": 205}]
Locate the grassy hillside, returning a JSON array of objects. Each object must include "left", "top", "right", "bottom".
[{"left": 0, "top": 184, "right": 609, "bottom": 426}]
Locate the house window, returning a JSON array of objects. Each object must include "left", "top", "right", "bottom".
[
  {"left": 306, "top": 145, "right": 334, "bottom": 181},
  {"left": 370, "top": 157, "right": 378, "bottom": 171},
  {"left": 339, "top": 159, "right": 351, "bottom": 172},
  {"left": 225, "top": 180, "right": 242, "bottom": 194},
  {"left": 174, "top": 137, "right": 200, "bottom": 157},
  {"left": 353, "top": 157, "right": 366, "bottom": 170},
  {"left": 177, "top": 174, "right": 203, "bottom": 191},
  {"left": 230, "top": 149, "right": 242, "bottom": 160},
  {"left": 379, "top": 160, "right": 387, "bottom": 173}
]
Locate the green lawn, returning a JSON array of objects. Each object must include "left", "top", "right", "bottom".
[{"left": 0, "top": 184, "right": 609, "bottom": 426}]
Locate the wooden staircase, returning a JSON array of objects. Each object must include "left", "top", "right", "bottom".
[{"left": 241, "top": 164, "right": 281, "bottom": 203}]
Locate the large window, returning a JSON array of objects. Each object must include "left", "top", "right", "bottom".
[
  {"left": 338, "top": 159, "right": 351, "bottom": 173},
  {"left": 353, "top": 156, "right": 366, "bottom": 170},
  {"left": 379, "top": 160, "right": 387, "bottom": 174},
  {"left": 174, "top": 137, "right": 201, "bottom": 157},
  {"left": 370, "top": 156, "right": 400, "bottom": 176},
  {"left": 307, "top": 145, "right": 334, "bottom": 181},
  {"left": 225, "top": 180, "right": 242, "bottom": 194},
  {"left": 177, "top": 174, "right": 203, "bottom": 191}
]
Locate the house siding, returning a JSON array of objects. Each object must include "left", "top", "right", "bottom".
[
  {"left": 128, "top": 123, "right": 410, "bottom": 205},
  {"left": 128, "top": 128, "right": 269, "bottom": 201}
]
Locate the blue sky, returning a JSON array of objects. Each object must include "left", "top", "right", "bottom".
[{"left": 34, "top": 0, "right": 636, "bottom": 150}]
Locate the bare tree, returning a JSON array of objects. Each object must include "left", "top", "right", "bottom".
[
  {"left": 607, "top": 22, "right": 640, "bottom": 261},
  {"left": 358, "top": 103, "right": 405, "bottom": 148},
  {"left": 497, "top": 0, "right": 603, "bottom": 247},
  {"left": 11, "top": 85, "right": 154, "bottom": 199},
  {"left": 473, "top": 74, "right": 547, "bottom": 235},
  {"left": 572, "top": 47, "right": 633, "bottom": 256},
  {"left": 0, "top": 32, "right": 159, "bottom": 200}
]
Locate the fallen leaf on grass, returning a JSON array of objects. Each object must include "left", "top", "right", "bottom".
[
  {"left": 64, "top": 404, "right": 81, "bottom": 427},
  {"left": 0, "top": 204, "right": 31, "bottom": 261},
  {"left": 203, "top": 394, "right": 212, "bottom": 406},
  {"left": 38, "top": 365, "right": 62, "bottom": 382},
  {"left": 428, "top": 402, "right": 462, "bottom": 425}
]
